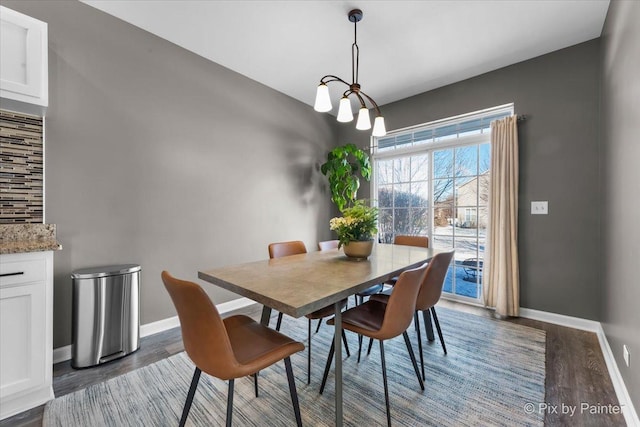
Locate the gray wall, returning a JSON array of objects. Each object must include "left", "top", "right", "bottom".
[
  {"left": 339, "top": 40, "right": 602, "bottom": 320},
  {"left": 601, "top": 0, "right": 640, "bottom": 413},
  {"left": 2, "top": 1, "right": 336, "bottom": 348}
]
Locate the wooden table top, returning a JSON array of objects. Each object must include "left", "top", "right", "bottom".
[{"left": 198, "top": 244, "right": 438, "bottom": 318}]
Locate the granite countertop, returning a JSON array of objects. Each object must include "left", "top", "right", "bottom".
[{"left": 0, "top": 224, "right": 63, "bottom": 255}]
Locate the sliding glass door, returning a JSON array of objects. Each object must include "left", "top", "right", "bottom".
[{"left": 372, "top": 105, "right": 512, "bottom": 303}]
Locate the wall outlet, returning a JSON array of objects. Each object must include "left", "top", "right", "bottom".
[
  {"left": 623, "top": 345, "right": 630, "bottom": 367},
  {"left": 531, "top": 201, "right": 548, "bottom": 215}
]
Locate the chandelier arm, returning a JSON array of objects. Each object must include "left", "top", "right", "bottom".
[
  {"left": 320, "top": 75, "right": 351, "bottom": 87},
  {"left": 342, "top": 89, "right": 355, "bottom": 98},
  {"left": 353, "top": 92, "right": 367, "bottom": 109},
  {"left": 358, "top": 90, "right": 382, "bottom": 116}
]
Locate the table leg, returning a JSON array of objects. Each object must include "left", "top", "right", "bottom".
[
  {"left": 423, "top": 309, "right": 435, "bottom": 341},
  {"left": 334, "top": 301, "right": 343, "bottom": 426},
  {"left": 260, "top": 305, "right": 272, "bottom": 326}
]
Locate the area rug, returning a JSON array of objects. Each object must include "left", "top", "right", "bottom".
[{"left": 43, "top": 307, "right": 546, "bottom": 426}]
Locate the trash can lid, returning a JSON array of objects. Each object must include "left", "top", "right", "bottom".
[{"left": 71, "top": 264, "right": 141, "bottom": 279}]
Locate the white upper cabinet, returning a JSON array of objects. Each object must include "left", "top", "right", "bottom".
[{"left": 0, "top": 6, "right": 48, "bottom": 110}]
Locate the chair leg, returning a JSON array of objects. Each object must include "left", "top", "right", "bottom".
[
  {"left": 315, "top": 318, "right": 322, "bottom": 333},
  {"left": 414, "top": 311, "right": 425, "bottom": 380},
  {"left": 367, "top": 337, "right": 374, "bottom": 356},
  {"left": 403, "top": 331, "right": 425, "bottom": 391},
  {"left": 379, "top": 340, "right": 391, "bottom": 427},
  {"left": 179, "top": 367, "right": 201, "bottom": 427},
  {"left": 276, "top": 312, "right": 283, "bottom": 331},
  {"left": 226, "top": 379, "right": 234, "bottom": 427},
  {"left": 319, "top": 337, "right": 335, "bottom": 394},
  {"left": 431, "top": 307, "right": 447, "bottom": 355},
  {"left": 284, "top": 357, "right": 303, "bottom": 427},
  {"left": 307, "top": 318, "right": 312, "bottom": 384},
  {"left": 253, "top": 373, "right": 259, "bottom": 397},
  {"left": 357, "top": 334, "right": 363, "bottom": 363},
  {"left": 341, "top": 329, "right": 351, "bottom": 357}
]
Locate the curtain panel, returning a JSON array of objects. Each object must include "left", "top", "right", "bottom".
[{"left": 483, "top": 115, "right": 520, "bottom": 317}]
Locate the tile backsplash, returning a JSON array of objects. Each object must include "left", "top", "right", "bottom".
[{"left": 0, "top": 109, "right": 44, "bottom": 223}]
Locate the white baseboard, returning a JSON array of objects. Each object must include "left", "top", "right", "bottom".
[
  {"left": 595, "top": 323, "right": 640, "bottom": 427},
  {"left": 519, "top": 307, "right": 601, "bottom": 332},
  {"left": 52, "top": 346, "right": 71, "bottom": 365},
  {"left": 52, "top": 297, "right": 256, "bottom": 365},
  {"left": 520, "top": 307, "right": 639, "bottom": 427}
]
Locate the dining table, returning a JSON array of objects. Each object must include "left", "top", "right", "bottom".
[{"left": 198, "top": 243, "right": 439, "bottom": 426}]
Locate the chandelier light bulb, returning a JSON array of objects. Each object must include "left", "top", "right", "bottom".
[
  {"left": 372, "top": 116, "right": 387, "bottom": 137},
  {"left": 337, "top": 97, "right": 354, "bottom": 122},
  {"left": 314, "top": 83, "right": 332, "bottom": 112},
  {"left": 356, "top": 107, "right": 372, "bottom": 130}
]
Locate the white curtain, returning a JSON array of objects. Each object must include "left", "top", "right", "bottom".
[{"left": 483, "top": 115, "right": 520, "bottom": 317}]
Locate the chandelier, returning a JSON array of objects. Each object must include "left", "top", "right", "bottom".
[{"left": 313, "top": 9, "right": 386, "bottom": 137}]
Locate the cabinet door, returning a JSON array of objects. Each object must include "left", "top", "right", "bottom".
[
  {"left": 0, "top": 6, "right": 48, "bottom": 106},
  {"left": 0, "top": 282, "right": 46, "bottom": 399}
]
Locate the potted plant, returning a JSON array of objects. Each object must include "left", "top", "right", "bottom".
[
  {"left": 329, "top": 200, "right": 378, "bottom": 259},
  {"left": 320, "top": 143, "right": 371, "bottom": 212}
]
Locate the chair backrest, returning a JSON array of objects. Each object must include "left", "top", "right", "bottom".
[
  {"left": 318, "top": 240, "right": 339, "bottom": 251},
  {"left": 269, "top": 240, "right": 307, "bottom": 258},
  {"left": 416, "top": 250, "right": 455, "bottom": 310},
  {"left": 161, "top": 271, "right": 238, "bottom": 379},
  {"left": 394, "top": 235, "right": 429, "bottom": 248},
  {"left": 377, "top": 263, "right": 429, "bottom": 340}
]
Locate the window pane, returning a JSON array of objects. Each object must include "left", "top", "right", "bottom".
[
  {"left": 411, "top": 181, "right": 429, "bottom": 207},
  {"left": 478, "top": 207, "right": 488, "bottom": 235},
  {"left": 432, "top": 234, "right": 453, "bottom": 249},
  {"left": 393, "top": 183, "right": 411, "bottom": 207},
  {"left": 434, "top": 149, "right": 453, "bottom": 178},
  {"left": 409, "top": 208, "right": 429, "bottom": 235},
  {"left": 455, "top": 265, "right": 480, "bottom": 298},
  {"left": 478, "top": 175, "right": 490, "bottom": 206},
  {"left": 410, "top": 154, "right": 429, "bottom": 181},
  {"left": 377, "top": 159, "right": 394, "bottom": 185},
  {"left": 394, "top": 157, "right": 411, "bottom": 183},
  {"left": 393, "top": 208, "right": 410, "bottom": 234},
  {"left": 479, "top": 143, "right": 491, "bottom": 174},
  {"left": 378, "top": 185, "right": 393, "bottom": 207},
  {"left": 378, "top": 208, "right": 393, "bottom": 243},
  {"left": 454, "top": 237, "right": 479, "bottom": 261},
  {"left": 455, "top": 145, "right": 478, "bottom": 177},
  {"left": 434, "top": 202, "right": 454, "bottom": 229},
  {"left": 456, "top": 177, "right": 479, "bottom": 210},
  {"left": 433, "top": 178, "right": 454, "bottom": 204}
]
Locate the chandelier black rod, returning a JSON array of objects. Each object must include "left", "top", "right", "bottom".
[{"left": 352, "top": 19, "right": 359, "bottom": 84}]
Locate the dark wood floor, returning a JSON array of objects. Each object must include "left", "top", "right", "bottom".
[{"left": 1, "top": 301, "right": 626, "bottom": 427}]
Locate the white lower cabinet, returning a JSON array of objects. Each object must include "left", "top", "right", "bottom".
[{"left": 0, "top": 251, "right": 54, "bottom": 420}]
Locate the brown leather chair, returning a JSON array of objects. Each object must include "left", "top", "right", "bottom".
[
  {"left": 354, "top": 235, "right": 429, "bottom": 304},
  {"left": 317, "top": 239, "right": 339, "bottom": 251},
  {"left": 269, "top": 240, "right": 350, "bottom": 384},
  {"left": 393, "top": 234, "right": 429, "bottom": 248},
  {"left": 161, "top": 271, "right": 304, "bottom": 427},
  {"left": 371, "top": 250, "right": 455, "bottom": 380},
  {"left": 384, "top": 235, "right": 429, "bottom": 287},
  {"left": 319, "top": 263, "right": 429, "bottom": 427}
]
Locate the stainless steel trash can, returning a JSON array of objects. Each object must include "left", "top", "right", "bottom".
[{"left": 71, "top": 264, "right": 141, "bottom": 368}]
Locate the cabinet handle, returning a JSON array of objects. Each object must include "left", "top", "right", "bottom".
[{"left": 0, "top": 272, "right": 25, "bottom": 277}]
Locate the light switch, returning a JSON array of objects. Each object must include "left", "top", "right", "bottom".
[{"left": 531, "top": 201, "right": 548, "bottom": 215}]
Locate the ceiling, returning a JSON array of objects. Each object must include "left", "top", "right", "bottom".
[{"left": 82, "top": 1, "right": 610, "bottom": 110}]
